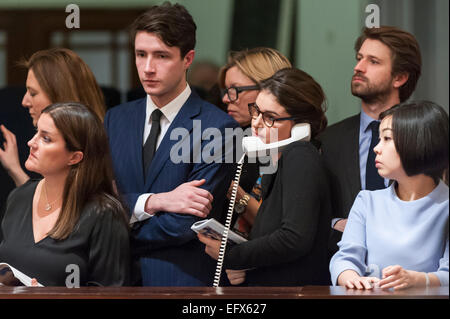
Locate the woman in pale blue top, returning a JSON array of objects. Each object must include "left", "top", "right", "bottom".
[{"left": 330, "top": 101, "right": 449, "bottom": 290}]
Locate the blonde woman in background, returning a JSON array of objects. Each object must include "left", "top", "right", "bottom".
[
  {"left": 219, "top": 47, "right": 292, "bottom": 128},
  {"left": 218, "top": 47, "right": 292, "bottom": 239}
]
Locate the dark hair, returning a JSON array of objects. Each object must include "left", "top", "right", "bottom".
[
  {"left": 355, "top": 26, "right": 422, "bottom": 103},
  {"left": 379, "top": 101, "right": 449, "bottom": 182},
  {"left": 129, "top": 2, "right": 196, "bottom": 57},
  {"left": 259, "top": 68, "right": 327, "bottom": 138},
  {"left": 42, "top": 102, "right": 128, "bottom": 240}
]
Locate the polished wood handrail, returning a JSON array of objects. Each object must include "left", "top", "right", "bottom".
[{"left": 0, "top": 285, "right": 447, "bottom": 299}]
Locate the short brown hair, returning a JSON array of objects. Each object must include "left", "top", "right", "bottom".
[
  {"left": 129, "top": 2, "right": 196, "bottom": 58},
  {"left": 21, "top": 48, "right": 106, "bottom": 121},
  {"left": 259, "top": 68, "right": 328, "bottom": 139},
  {"left": 355, "top": 26, "right": 421, "bottom": 103}
]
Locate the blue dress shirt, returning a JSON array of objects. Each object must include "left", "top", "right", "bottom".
[{"left": 359, "top": 110, "right": 389, "bottom": 190}]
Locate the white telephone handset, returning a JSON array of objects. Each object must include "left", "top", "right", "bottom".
[
  {"left": 212, "top": 123, "right": 311, "bottom": 287},
  {"left": 242, "top": 123, "right": 311, "bottom": 158}
]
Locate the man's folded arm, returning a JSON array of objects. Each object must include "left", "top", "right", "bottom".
[{"left": 131, "top": 160, "right": 234, "bottom": 251}]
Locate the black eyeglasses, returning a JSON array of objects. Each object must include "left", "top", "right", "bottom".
[
  {"left": 221, "top": 85, "right": 259, "bottom": 102},
  {"left": 248, "top": 103, "right": 298, "bottom": 128}
]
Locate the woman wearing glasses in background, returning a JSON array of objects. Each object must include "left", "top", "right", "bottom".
[
  {"left": 218, "top": 47, "right": 291, "bottom": 239},
  {"left": 198, "top": 68, "right": 332, "bottom": 286}
]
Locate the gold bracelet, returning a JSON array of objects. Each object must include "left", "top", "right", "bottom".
[{"left": 234, "top": 193, "right": 250, "bottom": 214}]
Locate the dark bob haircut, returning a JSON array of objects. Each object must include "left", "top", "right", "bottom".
[
  {"left": 259, "top": 68, "right": 327, "bottom": 139},
  {"left": 379, "top": 101, "right": 449, "bottom": 182}
]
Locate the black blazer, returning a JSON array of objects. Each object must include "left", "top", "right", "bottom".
[
  {"left": 319, "top": 114, "right": 361, "bottom": 255},
  {"left": 223, "top": 141, "right": 331, "bottom": 286}
]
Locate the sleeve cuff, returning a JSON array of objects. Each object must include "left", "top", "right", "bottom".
[
  {"left": 130, "top": 193, "right": 154, "bottom": 225},
  {"left": 431, "top": 271, "right": 449, "bottom": 286},
  {"left": 330, "top": 260, "right": 364, "bottom": 286},
  {"left": 331, "top": 218, "right": 342, "bottom": 228}
]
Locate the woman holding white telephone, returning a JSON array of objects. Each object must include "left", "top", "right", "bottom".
[{"left": 198, "top": 68, "right": 332, "bottom": 286}]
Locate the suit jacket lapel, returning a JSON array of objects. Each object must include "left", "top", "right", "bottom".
[
  {"left": 344, "top": 114, "right": 362, "bottom": 192},
  {"left": 132, "top": 99, "right": 148, "bottom": 188},
  {"left": 144, "top": 93, "right": 201, "bottom": 190}
]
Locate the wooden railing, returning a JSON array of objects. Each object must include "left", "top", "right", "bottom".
[{"left": 0, "top": 286, "right": 447, "bottom": 299}]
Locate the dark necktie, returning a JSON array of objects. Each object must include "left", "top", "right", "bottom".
[
  {"left": 143, "top": 109, "right": 163, "bottom": 177},
  {"left": 366, "top": 120, "right": 385, "bottom": 190}
]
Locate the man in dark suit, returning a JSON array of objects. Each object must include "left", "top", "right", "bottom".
[
  {"left": 105, "top": 3, "right": 238, "bottom": 286},
  {"left": 320, "top": 26, "right": 422, "bottom": 256}
]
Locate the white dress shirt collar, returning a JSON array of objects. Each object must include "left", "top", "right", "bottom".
[
  {"left": 145, "top": 84, "right": 192, "bottom": 125},
  {"left": 133, "top": 84, "right": 192, "bottom": 224}
]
